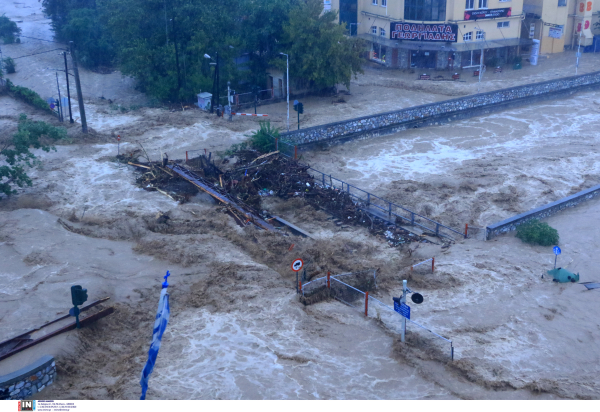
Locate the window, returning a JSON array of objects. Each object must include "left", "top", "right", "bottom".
[
  {"left": 558, "top": 0, "right": 566, "bottom": 5},
  {"left": 465, "top": 0, "right": 475, "bottom": 10},
  {"left": 372, "top": 0, "right": 377, "bottom": 5},
  {"left": 476, "top": 30, "right": 484, "bottom": 40},
  {"left": 479, "top": 0, "right": 488, "bottom": 8},
  {"left": 372, "top": 26, "right": 377, "bottom": 34},
  {"left": 380, "top": 27, "right": 386, "bottom": 36},
  {"left": 497, "top": 21, "right": 509, "bottom": 28},
  {"left": 382, "top": 0, "right": 387, "bottom": 6},
  {"left": 405, "top": 0, "right": 446, "bottom": 21},
  {"left": 463, "top": 32, "right": 472, "bottom": 41}
]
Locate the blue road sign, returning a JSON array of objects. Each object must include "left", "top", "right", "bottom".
[
  {"left": 553, "top": 246, "right": 561, "bottom": 255},
  {"left": 394, "top": 301, "right": 411, "bottom": 319}
]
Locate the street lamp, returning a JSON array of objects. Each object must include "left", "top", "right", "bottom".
[
  {"left": 280, "top": 52, "right": 290, "bottom": 132},
  {"left": 474, "top": 27, "right": 485, "bottom": 92},
  {"left": 204, "top": 53, "right": 219, "bottom": 114}
]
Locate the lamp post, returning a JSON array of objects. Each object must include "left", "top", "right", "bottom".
[
  {"left": 204, "top": 53, "right": 218, "bottom": 114},
  {"left": 576, "top": 24, "right": 583, "bottom": 75},
  {"left": 474, "top": 27, "right": 485, "bottom": 92},
  {"left": 280, "top": 52, "right": 290, "bottom": 132}
]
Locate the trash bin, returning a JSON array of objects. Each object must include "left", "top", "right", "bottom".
[{"left": 216, "top": 107, "right": 222, "bottom": 117}]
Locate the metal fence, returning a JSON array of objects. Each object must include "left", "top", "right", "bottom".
[
  {"left": 410, "top": 258, "right": 435, "bottom": 274},
  {"left": 327, "top": 277, "right": 454, "bottom": 360},
  {"left": 264, "top": 133, "right": 464, "bottom": 241},
  {"left": 218, "top": 88, "right": 283, "bottom": 107}
]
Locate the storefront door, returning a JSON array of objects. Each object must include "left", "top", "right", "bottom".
[{"left": 410, "top": 50, "right": 437, "bottom": 69}]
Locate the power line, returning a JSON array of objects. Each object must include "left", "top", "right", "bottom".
[{"left": 10, "top": 48, "right": 66, "bottom": 60}]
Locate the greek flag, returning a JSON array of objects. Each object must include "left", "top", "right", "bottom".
[{"left": 140, "top": 271, "right": 171, "bottom": 400}]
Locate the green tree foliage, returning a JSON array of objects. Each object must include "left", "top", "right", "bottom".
[
  {"left": 0, "top": 14, "right": 21, "bottom": 44},
  {"left": 280, "top": 0, "right": 364, "bottom": 90},
  {"left": 516, "top": 219, "right": 559, "bottom": 246},
  {"left": 0, "top": 115, "right": 66, "bottom": 197},
  {"left": 42, "top": 0, "right": 365, "bottom": 101},
  {"left": 6, "top": 80, "right": 52, "bottom": 112},
  {"left": 248, "top": 121, "right": 279, "bottom": 153}
]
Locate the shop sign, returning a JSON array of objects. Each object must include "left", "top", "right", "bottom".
[
  {"left": 390, "top": 22, "right": 458, "bottom": 42},
  {"left": 465, "top": 7, "right": 511, "bottom": 20},
  {"left": 548, "top": 26, "right": 563, "bottom": 38}
]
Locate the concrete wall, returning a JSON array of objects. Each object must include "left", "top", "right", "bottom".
[
  {"left": 280, "top": 70, "right": 600, "bottom": 145},
  {"left": 0, "top": 355, "right": 56, "bottom": 400},
  {"left": 486, "top": 184, "right": 600, "bottom": 239}
]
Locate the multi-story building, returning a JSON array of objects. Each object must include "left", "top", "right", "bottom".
[
  {"left": 522, "top": 0, "right": 600, "bottom": 54},
  {"left": 333, "top": 0, "right": 529, "bottom": 69}
]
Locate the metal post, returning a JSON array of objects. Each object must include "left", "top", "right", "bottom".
[
  {"left": 432, "top": 257, "right": 435, "bottom": 273},
  {"left": 297, "top": 109, "right": 300, "bottom": 130},
  {"left": 285, "top": 54, "right": 289, "bottom": 132},
  {"left": 576, "top": 28, "right": 582, "bottom": 75},
  {"left": 322, "top": 173, "right": 325, "bottom": 186},
  {"left": 388, "top": 202, "right": 392, "bottom": 220},
  {"left": 186, "top": 151, "right": 188, "bottom": 163},
  {"left": 296, "top": 271, "right": 299, "bottom": 294},
  {"left": 367, "top": 193, "right": 370, "bottom": 206},
  {"left": 451, "top": 343, "right": 454, "bottom": 360},
  {"left": 55, "top": 72, "right": 63, "bottom": 122},
  {"left": 327, "top": 272, "right": 330, "bottom": 289},
  {"left": 411, "top": 212, "right": 415, "bottom": 225},
  {"left": 63, "top": 51, "right": 74, "bottom": 123},
  {"left": 465, "top": 223, "right": 468, "bottom": 238},
  {"left": 436, "top": 223, "right": 440, "bottom": 236},
  {"left": 401, "top": 279, "right": 407, "bottom": 343},
  {"left": 365, "top": 291, "right": 369, "bottom": 317},
  {"left": 227, "top": 81, "right": 232, "bottom": 121},
  {"left": 70, "top": 41, "right": 88, "bottom": 133},
  {"left": 554, "top": 254, "right": 557, "bottom": 269}
]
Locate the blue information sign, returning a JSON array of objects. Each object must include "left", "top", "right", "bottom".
[
  {"left": 553, "top": 246, "right": 561, "bottom": 255},
  {"left": 394, "top": 301, "right": 411, "bottom": 319}
]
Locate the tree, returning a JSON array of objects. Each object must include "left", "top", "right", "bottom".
[
  {"left": 280, "top": 0, "right": 364, "bottom": 91},
  {"left": 0, "top": 14, "right": 21, "bottom": 43},
  {"left": 0, "top": 115, "right": 66, "bottom": 197},
  {"left": 3, "top": 57, "right": 16, "bottom": 73},
  {"left": 59, "top": 8, "right": 114, "bottom": 68}
]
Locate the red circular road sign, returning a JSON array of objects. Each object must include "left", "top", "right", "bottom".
[{"left": 291, "top": 258, "right": 304, "bottom": 272}]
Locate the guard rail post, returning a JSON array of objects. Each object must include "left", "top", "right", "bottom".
[
  {"left": 464, "top": 223, "right": 468, "bottom": 238},
  {"left": 185, "top": 151, "right": 188, "bottom": 163},
  {"left": 432, "top": 257, "right": 435, "bottom": 273},
  {"left": 411, "top": 212, "right": 415, "bottom": 225},
  {"left": 388, "top": 202, "right": 392, "bottom": 221},
  {"left": 365, "top": 291, "right": 369, "bottom": 317},
  {"left": 327, "top": 272, "right": 331, "bottom": 289},
  {"left": 367, "top": 193, "right": 370, "bottom": 206},
  {"left": 436, "top": 223, "right": 440, "bottom": 236}
]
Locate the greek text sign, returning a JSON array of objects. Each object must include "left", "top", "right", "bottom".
[{"left": 390, "top": 22, "right": 458, "bottom": 42}]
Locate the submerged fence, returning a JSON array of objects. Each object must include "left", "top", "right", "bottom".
[{"left": 300, "top": 270, "right": 454, "bottom": 360}]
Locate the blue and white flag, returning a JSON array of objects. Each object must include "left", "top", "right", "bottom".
[{"left": 140, "top": 271, "right": 171, "bottom": 400}]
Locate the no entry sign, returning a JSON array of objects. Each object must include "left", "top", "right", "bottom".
[{"left": 291, "top": 259, "right": 303, "bottom": 272}]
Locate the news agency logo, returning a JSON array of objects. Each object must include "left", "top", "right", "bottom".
[{"left": 18, "top": 400, "right": 36, "bottom": 411}]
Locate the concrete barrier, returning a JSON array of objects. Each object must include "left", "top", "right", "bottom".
[
  {"left": 486, "top": 184, "right": 600, "bottom": 240},
  {"left": 280, "top": 71, "right": 600, "bottom": 146},
  {"left": 0, "top": 355, "right": 56, "bottom": 400}
]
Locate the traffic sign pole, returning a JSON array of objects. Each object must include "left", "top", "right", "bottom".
[
  {"left": 401, "top": 279, "right": 407, "bottom": 343},
  {"left": 553, "top": 246, "right": 561, "bottom": 269}
]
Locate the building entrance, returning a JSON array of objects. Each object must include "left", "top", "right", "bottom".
[{"left": 410, "top": 50, "right": 437, "bottom": 69}]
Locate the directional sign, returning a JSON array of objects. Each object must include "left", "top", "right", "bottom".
[
  {"left": 553, "top": 246, "right": 561, "bottom": 255},
  {"left": 394, "top": 301, "right": 411, "bottom": 319},
  {"left": 291, "top": 258, "right": 304, "bottom": 272}
]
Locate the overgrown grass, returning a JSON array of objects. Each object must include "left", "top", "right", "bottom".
[{"left": 516, "top": 219, "right": 559, "bottom": 246}]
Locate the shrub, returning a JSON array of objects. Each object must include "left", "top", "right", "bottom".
[
  {"left": 5, "top": 80, "right": 52, "bottom": 112},
  {"left": 3, "top": 57, "right": 15, "bottom": 73},
  {"left": 516, "top": 219, "right": 559, "bottom": 246},
  {"left": 0, "top": 14, "right": 21, "bottom": 44},
  {"left": 247, "top": 121, "right": 279, "bottom": 153}
]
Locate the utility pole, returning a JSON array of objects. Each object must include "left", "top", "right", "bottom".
[
  {"left": 55, "top": 72, "right": 63, "bottom": 122},
  {"left": 401, "top": 279, "right": 407, "bottom": 343},
  {"left": 70, "top": 41, "right": 87, "bottom": 133},
  {"left": 216, "top": 52, "right": 220, "bottom": 115},
  {"left": 63, "top": 51, "right": 74, "bottom": 123}
]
